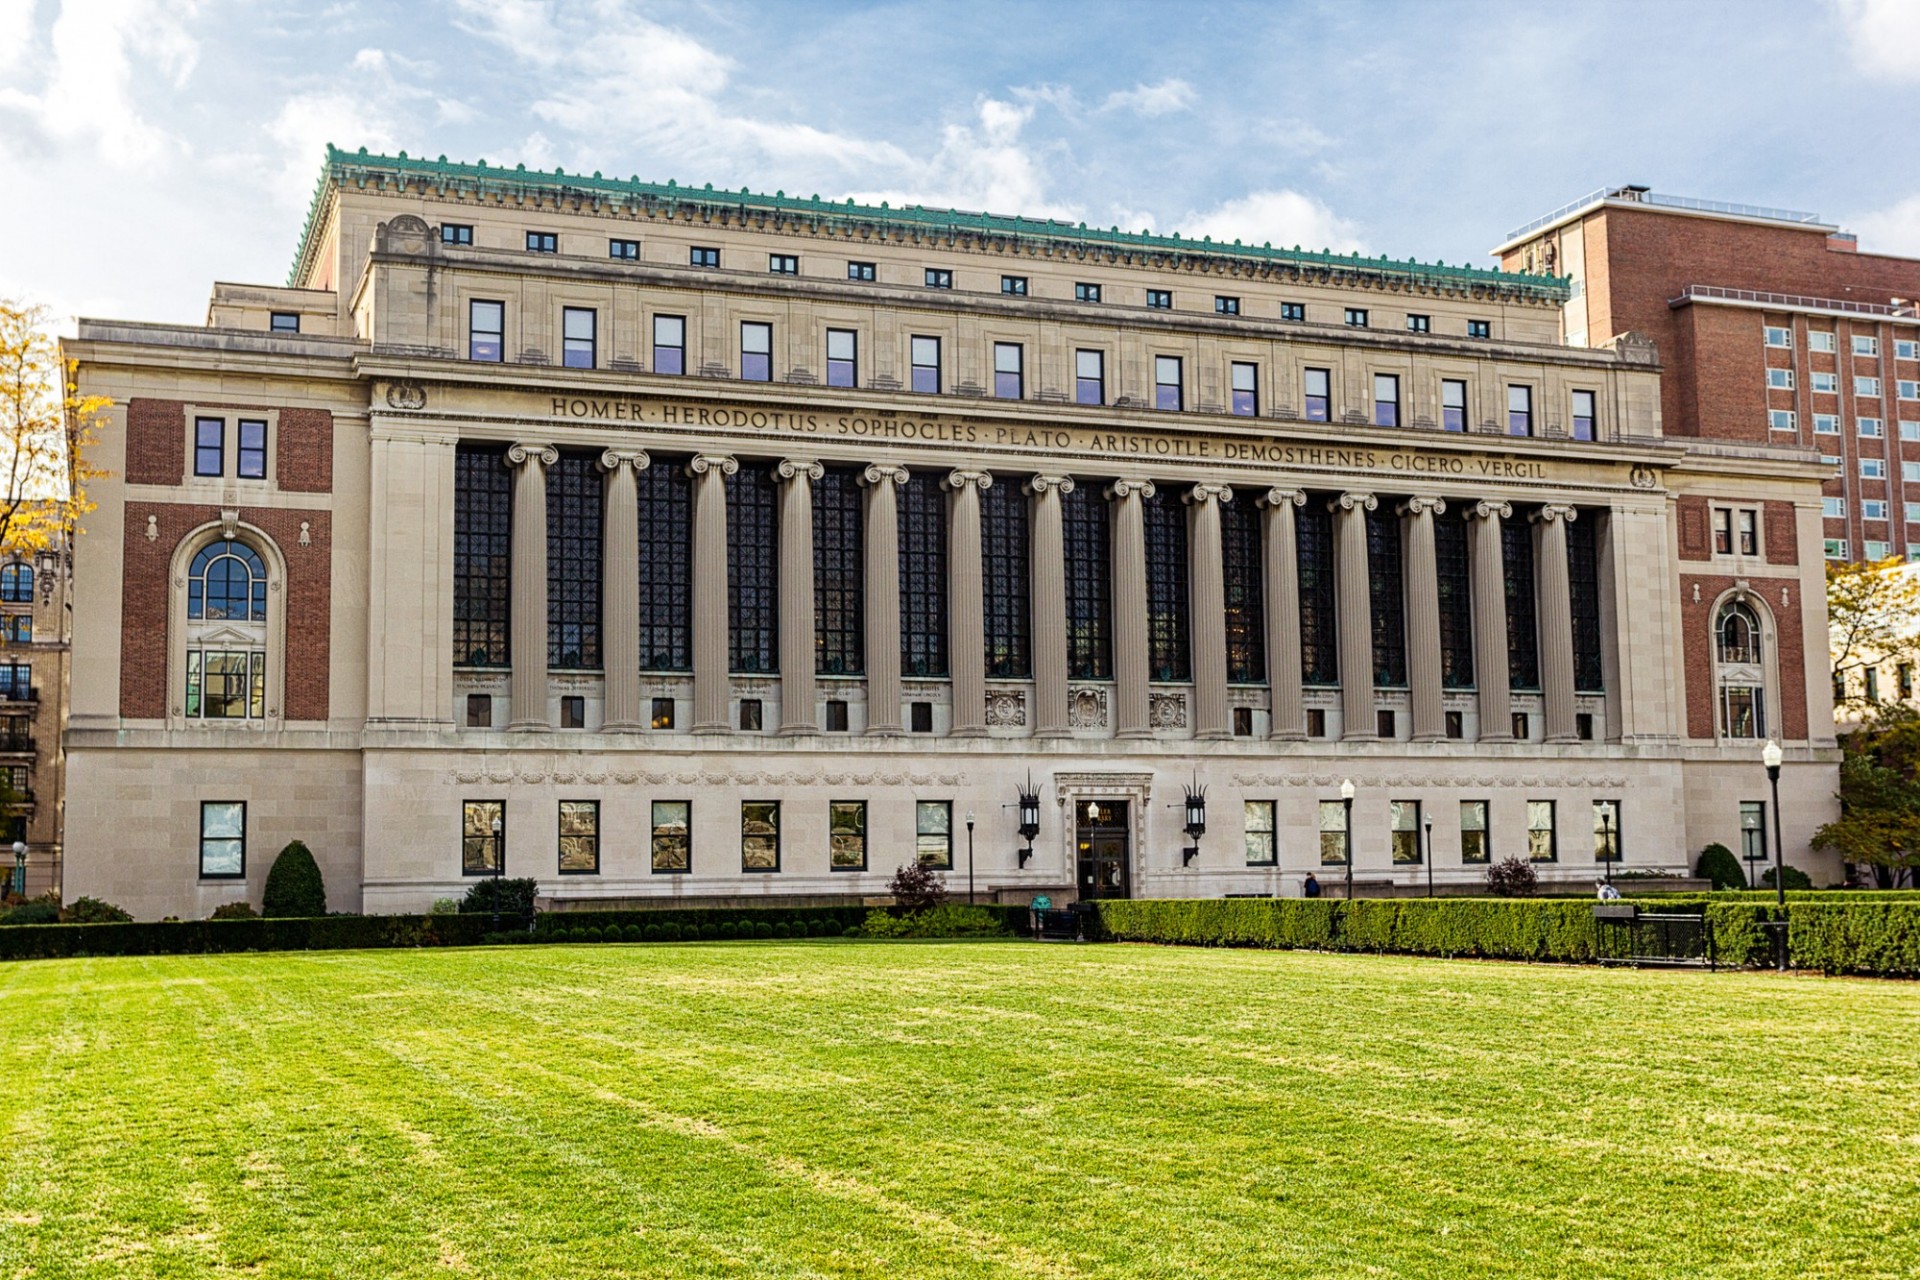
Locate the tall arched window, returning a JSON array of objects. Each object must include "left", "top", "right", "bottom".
[
  {"left": 1715, "top": 599, "right": 1766, "bottom": 738},
  {"left": 185, "top": 539, "right": 269, "bottom": 719}
]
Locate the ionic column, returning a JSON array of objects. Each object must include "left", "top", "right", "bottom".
[
  {"left": 1534, "top": 504, "right": 1579, "bottom": 743},
  {"left": 1332, "top": 491, "right": 1377, "bottom": 740},
  {"left": 599, "top": 449, "right": 650, "bottom": 731},
  {"left": 1187, "top": 483, "right": 1232, "bottom": 739},
  {"left": 1262, "top": 488, "right": 1307, "bottom": 740},
  {"left": 1467, "top": 500, "right": 1513, "bottom": 742},
  {"left": 1109, "top": 478, "right": 1154, "bottom": 738},
  {"left": 946, "top": 470, "right": 992, "bottom": 737},
  {"left": 862, "top": 464, "right": 909, "bottom": 736},
  {"left": 506, "top": 443, "right": 558, "bottom": 731},
  {"left": 1029, "top": 474, "right": 1073, "bottom": 737},
  {"left": 1400, "top": 496, "right": 1447, "bottom": 742},
  {"left": 777, "top": 458, "right": 824, "bottom": 735},
  {"left": 688, "top": 454, "right": 738, "bottom": 734}
]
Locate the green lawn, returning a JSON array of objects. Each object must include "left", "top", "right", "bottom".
[{"left": 1, "top": 942, "right": 1915, "bottom": 1279}]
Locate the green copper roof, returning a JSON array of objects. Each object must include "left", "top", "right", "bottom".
[{"left": 291, "top": 144, "right": 1571, "bottom": 301}]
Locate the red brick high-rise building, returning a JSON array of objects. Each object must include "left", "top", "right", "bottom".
[{"left": 1495, "top": 185, "right": 1920, "bottom": 565}]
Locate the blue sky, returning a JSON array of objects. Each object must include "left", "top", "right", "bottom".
[{"left": 4, "top": 0, "right": 1920, "bottom": 326}]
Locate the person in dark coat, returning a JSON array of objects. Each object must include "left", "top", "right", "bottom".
[{"left": 1303, "top": 873, "right": 1322, "bottom": 898}]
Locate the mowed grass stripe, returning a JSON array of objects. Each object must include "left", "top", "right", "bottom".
[{"left": 0, "top": 942, "right": 1915, "bottom": 1278}]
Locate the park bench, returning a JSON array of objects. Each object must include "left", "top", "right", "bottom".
[{"left": 1594, "top": 903, "right": 1718, "bottom": 970}]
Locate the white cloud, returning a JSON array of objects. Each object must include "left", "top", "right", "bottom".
[
  {"left": 1831, "top": 0, "right": 1920, "bottom": 81},
  {"left": 0, "top": 0, "right": 199, "bottom": 169},
  {"left": 844, "top": 97, "right": 1080, "bottom": 221},
  {"left": 1178, "top": 190, "right": 1365, "bottom": 253},
  {"left": 1101, "top": 77, "right": 1196, "bottom": 117},
  {"left": 0, "top": 0, "right": 35, "bottom": 72},
  {"left": 1852, "top": 193, "right": 1920, "bottom": 256},
  {"left": 265, "top": 89, "right": 403, "bottom": 204}
]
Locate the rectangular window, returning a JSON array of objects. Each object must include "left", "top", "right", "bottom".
[
  {"left": 1905, "top": 502, "right": 1920, "bottom": 523},
  {"left": 1815, "top": 413, "right": 1840, "bottom": 433},
  {"left": 1867, "top": 668, "right": 1883, "bottom": 702},
  {"left": 1526, "top": 800, "right": 1556, "bottom": 862},
  {"left": 994, "top": 342, "right": 1024, "bottom": 399},
  {"left": 1318, "top": 799, "right": 1350, "bottom": 865},
  {"left": 461, "top": 799, "right": 504, "bottom": 876},
  {"left": 1722, "top": 684, "right": 1764, "bottom": 736},
  {"left": 1810, "top": 331, "right": 1836, "bottom": 353},
  {"left": 1867, "top": 539, "right": 1892, "bottom": 559},
  {"left": 236, "top": 419, "right": 267, "bottom": 479},
  {"left": 1406, "top": 313, "right": 1430, "bottom": 334},
  {"left": 690, "top": 246, "right": 720, "bottom": 268},
  {"left": 194, "top": 416, "right": 223, "bottom": 476},
  {"left": 1245, "top": 800, "right": 1276, "bottom": 865},
  {"left": 1813, "top": 372, "right": 1838, "bottom": 393},
  {"left": 848, "top": 261, "right": 876, "bottom": 281},
  {"left": 199, "top": 800, "right": 246, "bottom": 879},
  {"left": 651, "top": 800, "right": 691, "bottom": 873},
  {"left": 1345, "top": 307, "right": 1369, "bottom": 328},
  {"left": 1713, "top": 508, "right": 1734, "bottom": 555},
  {"left": 609, "top": 238, "right": 639, "bottom": 260},
  {"left": 1155, "top": 355, "right": 1183, "bottom": 411},
  {"left": 1445, "top": 710, "right": 1464, "bottom": 739},
  {"left": 1507, "top": 385, "right": 1533, "bottom": 436},
  {"left": 1377, "top": 708, "right": 1397, "bottom": 738},
  {"left": 652, "top": 314, "right": 685, "bottom": 375},
  {"left": 1304, "top": 367, "right": 1331, "bottom": 422},
  {"left": 1901, "top": 381, "right": 1919, "bottom": 400},
  {"left": 1861, "top": 417, "right": 1884, "bottom": 437},
  {"left": 1075, "top": 282, "right": 1102, "bottom": 303},
  {"left": 651, "top": 697, "right": 675, "bottom": 730},
  {"left": 1373, "top": 373, "right": 1400, "bottom": 427},
  {"left": 526, "top": 231, "right": 557, "bottom": 253},
  {"left": 824, "top": 700, "right": 849, "bottom": 732},
  {"left": 1146, "top": 289, "right": 1172, "bottom": 310},
  {"left": 738, "top": 698, "right": 762, "bottom": 731},
  {"left": 769, "top": 253, "right": 798, "bottom": 275},
  {"left": 1306, "top": 708, "right": 1326, "bottom": 737},
  {"left": 1826, "top": 537, "right": 1848, "bottom": 559},
  {"left": 1767, "top": 368, "right": 1794, "bottom": 390},
  {"left": 1513, "top": 711, "right": 1531, "bottom": 740},
  {"left": 916, "top": 800, "right": 953, "bottom": 869},
  {"left": 558, "top": 800, "right": 599, "bottom": 874},
  {"left": 1231, "top": 362, "right": 1258, "bottom": 416},
  {"left": 910, "top": 700, "right": 934, "bottom": 732},
  {"left": 911, "top": 336, "right": 941, "bottom": 394},
  {"left": 1855, "top": 334, "right": 1880, "bottom": 356},
  {"left": 1390, "top": 800, "right": 1421, "bottom": 864},
  {"left": 1739, "top": 509, "right": 1759, "bottom": 555},
  {"left": 1905, "top": 420, "right": 1920, "bottom": 440},
  {"left": 562, "top": 307, "right": 596, "bottom": 369},
  {"left": 1570, "top": 389, "right": 1596, "bottom": 441},
  {"left": 830, "top": 800, "right": 867, "bottom": 871},
  {"left": 1233, "top": 707, "right": 1254, "bottom": 737},
  {"left": 1765, "top": 326, "right": 1792, "bottom": 348},
  {"left": 465, "top": 694, "right": 491, "bottom": 728},
  {"left": 1769, "top": 410, "right": 1797, "bottom": 432},
  {"left": 1864, "top": 499, "right": 1889, "bottom": 521},
  {"left": 1593, "top": 799, "right": 1621, "bottom": 862},
  {"left": 1740, "top": 801, "right": 1767, "bottom": 864},
  {"left": 1467, "top": 319, "right": 1491, "bottom": 339},
  {"left": 1001, "top": 275, "right": 1028, "bottom": 296},
  {"left": 740, "top": 321, "right": 772, "bottom": 382},
  {"left": 741, "top": 800, "right": 780, "bottom": 871},
  {"left": 1863, "top": 459, "right": 1886, "bottom": 479},
  {"left": 441, "top": 223, "right": 473, "bottom": 246},
  {"left": 1822, "top": 496, "right": 1845, "bottom": 517},
  {"left": 1577, "top": 712, "right": 1594, "bottom": 741},
  {"left": 470, "top": 299, "right": 504, "bottom": 362},
  {"left": 1442, "top": 379, "right": 1467, "bottom": 432},
  {"left": 1460, "top": 800, "right": 1490, "bottom": 864},
  {"left": 1899, "top": 340, "right": 1919, "bottom": 360},
  {"left": 1281, "top": 301, "right": 1306, "bottom": 322},
  {"left": 269, "top": 312, "right": 299, "bottom": 333},
  {"left": 1858, "top": 376, "right": 1883, "bottom": 397},
  {"left": 826, "top": 328, "right": 857, "bottom": 388},
  {"left": 559, "top": 695, "right": 585, "bottom": 729},
  {"left": 1215, "top": 295, "right": 1240, "bottom": 316},
  {"left": 1076, "top": 349, "right": 1105, "bottom": 406},
  {"left": 925, "top": 267, "right": 953, "bottom": 289}
]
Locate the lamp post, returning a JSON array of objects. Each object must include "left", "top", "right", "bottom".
[
  {"left": 1602, "top": 806, "right": 1615, "bottom": 887},
  {"left": 490, "top": 813, "right": 504, "bottom": 935},
  {"left": 1423, "top": 812, "right": 1434, "bottom": 898},
  {"left": 1763, "top": 739, "right": 1786, "bottom": 908},
  {"left": 1340, "top": 778, "right": 1356, "bottom": 901},
  {"left": 9, "top": 840, "right": 23, "bottom": 898},
  {"left": 966, "top": 811, "right": 976, "bottom": 905}
]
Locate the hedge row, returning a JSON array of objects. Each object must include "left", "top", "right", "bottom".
[
  {"left": 1789, "top": 903, "right": 1920, "bottom": 977},
  {"left": 0, "top": 913, "right": 496, "bottom": 962},
  {"left": 532, "top": 903, "right": 1030, "bottom": 937}
]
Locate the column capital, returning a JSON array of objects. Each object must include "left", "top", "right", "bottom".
[
  {"left": 1532, "top": 503, "right": 1579, "bottom": 525},
  {"left": 862, "top": 463, "right": 910, "bottom": 488},
  {"left": 1330, "top": 491, "right": 1377, "bottom": 513},
  {"left": 776, "top": 458, "right": 824, "bottom": 483},
  {"left": 598, "top": 448, "right": 651, "bottom": 474},
  {"left": 947, "top": 468, "right": 993, "bottom": 492},
  {"left": 1467, "top": 499, "right": 1513, "bottom": 521},
  {"left": 1398, "top": 495, "right": 1447, "bottom": 518},
  {"left": 505, "top": 442, "right": 558, "bottom": 468},
  {"left": 1185, "top": 483, "right": 1233, "bottom": 506},
  {"left": 687, "top": 454, "right": 738, "bottom": 478},
  {"left": 1106, "top": 478, "right": 1156, "bottom": 500},
  {"left": 1260, "top": 486, "right": 1307, "bottom": 509},
  {"left": 1028, "top": 474, "right": 1075, "bottom": 496}
]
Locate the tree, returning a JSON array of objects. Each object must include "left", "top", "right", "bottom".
[
  {"left": 0, "top": 299, "right": 109, "bottom": 555},
  {"left": 1811, "top": 709, "right": 1920, "bottom": 888},
  {"left": 1827, "top": 556, "right": 1920, "bottom": 711},
  {"left": 262, "top": 840, "right": 327, "bottom": 917},
  {"left": 888, "top": 861, "right": 947, "bottom": 912}
]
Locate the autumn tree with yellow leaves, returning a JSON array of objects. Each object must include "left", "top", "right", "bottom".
[{"left": 0, "top": 298, "right": 109, "bottom": 555}]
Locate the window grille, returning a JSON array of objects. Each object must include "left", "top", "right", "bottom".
[
  {"left": 637, "top": 458, "right": 692, "bottom": 671},
  {"left": 899, "top": 472, "right": 949, "bottom": 677},
  {"left": 981, "top": 482, "right": 1030, "bottom": 677},
  {"left": 547, "top": 453, "right": 602, "bottom": 669},
  {"left": 1143, "top": 488, "right": 1189, "bottom": 681},
  {"left": 1436, "top": 510, "right": 1474, "bottom": 688},
  {"left": 727, "top": 466, "right": 779, "bottom": 674},
  {"left": 1366, "top": 510, "right": 1406, "bottom": 686},
  {"left": 1503, "top": 515, "right": 1540, "bottom": 690},
  {"left": 1063, "top": 484, "right": 1112, "bottom": 679},
  {"left": 1296, "top": 502, "right": 1338, "bottom": 686},
  {"left": 1221, "top": 496, "right": 1264, "bottom": 683},
  {"left": 813, "top": 467, "right": 864, "bottom": 675},
  {"left": 454, "top": 446, "right": 511, "bottom": 667},
  {"left": 1568, "top": 514, "right": 1605, "bottom": 691}
]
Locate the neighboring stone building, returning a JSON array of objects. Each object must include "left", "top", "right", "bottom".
[
  {"left": 0, "top": 537, "right": 70, "bottom": 898},
  {"left": 61, "top": 149, "right": 1841, "bottom": 920},
  {"left": 1494, "top": 184, "right": 1920, "bottom": 566}
]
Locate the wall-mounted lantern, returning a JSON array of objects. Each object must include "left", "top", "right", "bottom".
[
  {"left": 1015, "top": 773, "right": 1041, "bottom": 868},
  {"left": 1181, "top": 775, "right": 1207, "bottom": 867}
]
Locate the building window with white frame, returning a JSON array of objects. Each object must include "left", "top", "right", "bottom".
[
  {"left": 1863, "top": 458, "right": 1887, "bottom": 479},
  {"left": 1861, "top": 417, "right": 1884, "bottom": 438},
  {"left": 653, "top": 315, "right": 685, "bottom": 374},
  {"left": 185, "top": 538, "right": 269, "bottom": 721},
  {"left": 1768, "top": 410, "right": 1796, "bottom": 432},
  {"left": 1812, "top": 372, "right": 1838, "bottom": 393},
  {"left": 1814, "top": 413, "right": 1839, "bottom": 433},
  {"left": 1866, "top": 539, "right": 1892, "bottom": 559},
  {"left": 1810, "top": 330, "right": 1835, "bottom": 353},
  {"left": 1822, "top": 496, "right": 1845, "bottom": 518},
  {"left": 994, "top": 343, "right": 1023, "bottom": 399},
  {"left": 562, "top": 308, "right": 596, "bottom": 369},
  {"left": 1231, "top": 362, "right": 1258, "bottom": 416},
  {"left": 1900, "top": 380, "right": 1918, "bottom": 400},
  {"left": 1767, "top": 368, "right": 1794, "bottom": 390},
  {"left": 1765, "top": 326, "right": 1791, "bottom": 348},
  {"left": 1898, "top": 339, "right": 1918, "bottom": 360},
  {"left": 1858, "top": 376, "right": 1883, "bottom": 397},
  {"left": 1373, "top": 373, "right": 1400, "bottom": 427},
  {"left": 1716, "top": 599, "right": 1766, "bottom": 739},
  {"left": 1076, "top": 349, "right": 1104, "bottom": 406},
  {"left": 826, "top": 329, "right": 857, "bottom": 388},
  {"left": 1155, "top": 355, "right": 1183, "bottom": 411},
  {"left": 1854, "top": 335, "right": 1880, "bottom": 356},
  {"left": 1864, "top": 499, "right": 1889, "bottom": 521}
]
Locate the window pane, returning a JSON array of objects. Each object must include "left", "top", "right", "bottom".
[
  {"left": 558, "top": 800, "right": 599, "bottom": 873},
  {"left": 915, "top": 800, "right": 952, "bottom": 869},
  {"left": 831, "top": 800, "right": 867, "bottom": 871},
  {"left": 652, "top": 801, "right": 691, "bottom": 872},
  {"left": 742, "top": 801, "right": 780, "bottom": 871}
]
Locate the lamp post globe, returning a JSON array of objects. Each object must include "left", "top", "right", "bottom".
[{"left": 9, "top": 840, "right": 22, "bottom": 897}]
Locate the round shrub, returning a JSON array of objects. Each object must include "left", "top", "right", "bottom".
[
  {"left": 1485, "top": 857, "right": 1538, "bottom": 897},
  {"left": 1697, "top": 842, "right": 1748, "bottom": 891},
  {"left": 65, "top": 897, "right": 133, "bottom": 924},
  {"left": 0, "top": 901, "right": 60, "bottom": 926},
  {"left": 1762, "top": 864, "right": 1815, "bottom": 891},
  {"left": 752, "top": 921, "right": 772, "bottom": 939},
  {"left": 262, "top": 840, "right": 327, "bottom": 918},
  {"left": 582, "top": 926, "right": 604, "bottom": 942},
  {"left": 623, "top": 924, "right": 644, "bottom": 941},
  {"left": 697, "top": 923, "right": 716, "bottom": 940},
  {"left": 815, "top": 921, "right": 842, "bottom": 937},
  {"left": 771, "top": 922, "right": 790, "bottom": 939},
  {"left": 660, "top": 922, "right": 682, "bottom": 941},
  {"left": 208, "top": 901, "right": 257, "bottom": 921},
  {"left": 560, "top": 928, "right": 581, "bottom": 942},
  {"left": 788, "top": 920, "right": 807, "bottom": 938},
  {"left": 642, "top": 923, "right": 662, "bottom": 941}
]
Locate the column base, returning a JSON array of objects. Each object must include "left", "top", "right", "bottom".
[
  {"left": 506, "top": 719, "right": 552, "bottom": 732},
  {"left": 1478, "top": 732, "right": 1514, "bottom": 744},
  {"left": 1032, "top": 727, "right": 1072, "bottom": 739},
  {"left": 1410, "top": 732, "right": 1447, "bottom": 743},
  {"left": 1269, "top": 730, "right": 1308, "bottom": 742},
  {"left": 778, "top": 724, "right": 817, "bottom": 737},
  {"left": 1544, "top": 733, "right": 1580, "bottom": 744},
  {"left": 1193, "top": 728, "right": 1231, "bottom": 740},
  {"left": 1114, "top": 728, "right": 1154, "bottom": 740},
  {"left": 948, "top": 725, "right": 988, "bottom": 738},
  {"left": 1341, "top": 732, "right": 1379, "bottom": 742},
  {"left": 864, "top": 725, "right": 904, "bottom": 737},
  {"left": 692, "top": 721, "right": 731, "bottom": 736},
  {"left": 601, "top": 719, "right": 646, "bottom": 733}
]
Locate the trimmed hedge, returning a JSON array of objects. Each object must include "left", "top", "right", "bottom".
[
  {"left": 533, "top": 903, "right": 1031, "bottom": 939},
  {"left": 262, "top": 841, "right": 326, "bottom": 918},
  {"left": 0, "top": 913, "right": 497, "bottom": 962},
  {"left": 1790, "top": 903, "right": 1920, "bottom": 977}
]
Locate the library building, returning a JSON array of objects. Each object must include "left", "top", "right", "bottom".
[{"left": 62, "top": 148, "right": 1840, "bottom": 919}]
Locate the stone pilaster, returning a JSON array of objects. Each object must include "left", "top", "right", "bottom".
[
  {"left": 1332, "top": 491, "right": 1377, "bottom": 740},
  {"left": 598, "top": 449, "right": 650, "bottom": 731},
  {"left": 1467, "top": 500, "right": 1513, "bottom": 742},
  {"left": 506, "top": 442, "right": 558, "bottom": 731},
  {"left": 946, "top": 470, "right": 992, "bottom": 737},
  {"left": 777, "top": 458, "right": 824, "bottom": 735},
  {"left": 1534, "top": 503, "right": 1579, "bottom": 743},
  {"left": 1187, "top": 483, "right": 1232, "bottom": 739},
  {"left": 1399, "top": 495, "right": 1446, "bottom": 742},
  {"left": 1262, "top": 488, "right": 1307, "bottom": 740},
  {"left": 1109, "top": 478, "right": 1154, "bottom": 738},
  {"left": 688, "top": 454, "right": 738, "bottom": 734},
  {"left": 862, "top": 463, "right": 909, "bottom": 735},
  {"left": 1029, "top": 474, "right": 1074, "bottom": 737}
]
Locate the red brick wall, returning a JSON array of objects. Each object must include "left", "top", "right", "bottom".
[
  {"left": 120, "top": 503, "right": 332, "bottom": 721},
  {"left": 1678, "top": 305, "right": 1770, "bottom": 441},
  {"left": 1680, "top": 574, "right": 1808, "bottom": 742},
  {"left": 1676, "top": 496, "right": 1711, "bottom": 560},
  {"left": 1764, "top": 501, "right": 1799, "bottom": 565},
  {"left": 125, "top": 398, "right": 185, "bottom": 485},
  {"left": 278, "top": 408, "right": 333, "bottom": 493}
]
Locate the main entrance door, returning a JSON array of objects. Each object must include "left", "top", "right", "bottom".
[{"left": 1077, "top": 799, "right": 1131, "bottom": 900}]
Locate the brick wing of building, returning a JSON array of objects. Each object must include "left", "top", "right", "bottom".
[{"left": 61, "top": 149, "right": 1838, "bottom": 920}]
